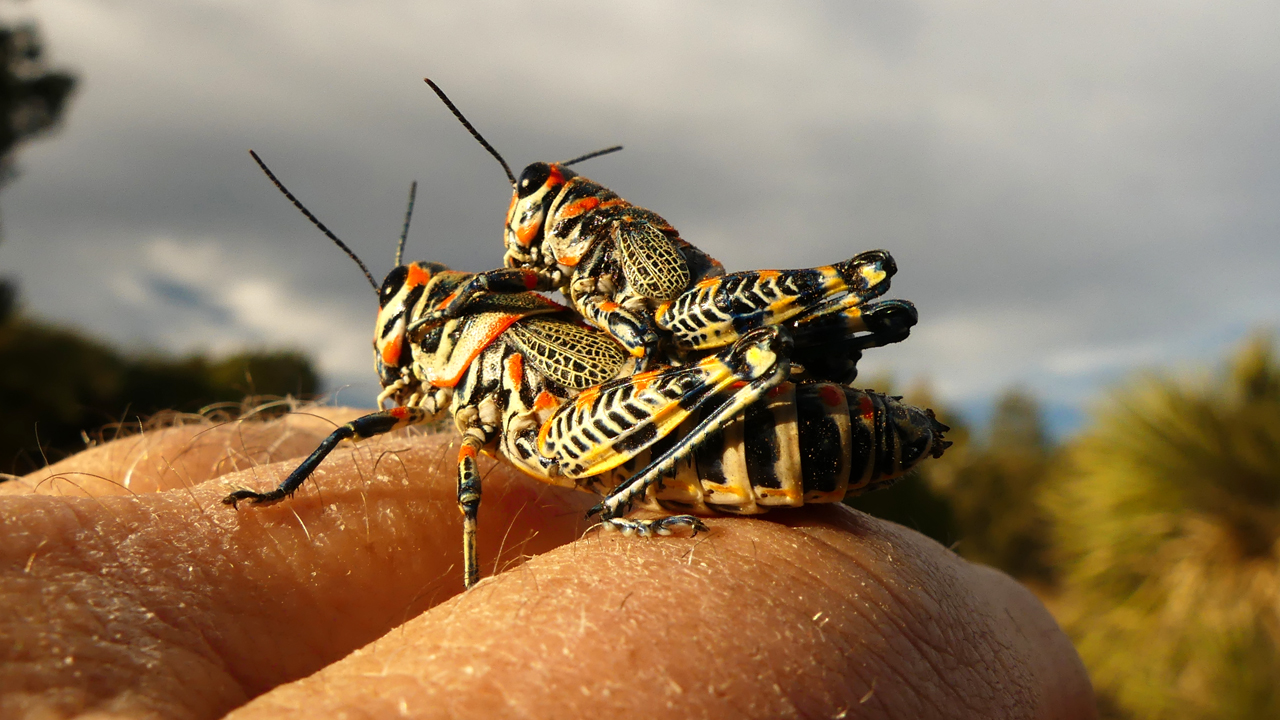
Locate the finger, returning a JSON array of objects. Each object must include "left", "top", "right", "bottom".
[
  {"left": 3, "top": 406, "right": 367, "bottom": 497},
  {"left": 1, "top": 431, "right": 595, "bottom": 720},
  {"left": 228, "top": 506, "right": 1095, "bottom": 720}
]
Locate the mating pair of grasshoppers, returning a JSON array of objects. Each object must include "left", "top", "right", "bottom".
[{"left": 224, "top": 81, "right": 949, "bottom": 589}]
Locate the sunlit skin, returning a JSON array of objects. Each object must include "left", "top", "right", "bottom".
[{"left": 1, "top": 410, "right": 1095, "bottom": 719}]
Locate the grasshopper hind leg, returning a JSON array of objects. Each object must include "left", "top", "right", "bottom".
[{"left": 602, "top": 515, "right": 709, "bottom": 537}]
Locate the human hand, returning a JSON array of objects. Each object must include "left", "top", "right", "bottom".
[{"left": 1, "top": 408, "right": 1095, "bottom": 719}]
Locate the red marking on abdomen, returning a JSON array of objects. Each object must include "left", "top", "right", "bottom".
[
  {"left": 858, "top": 395, "right": 875, "bottom": 421},
  {"left": 819, "top": 384, "right": 844, "bottom": 407}
]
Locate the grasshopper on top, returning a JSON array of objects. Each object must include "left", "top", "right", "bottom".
[
  {"left": 419, "top": 79, "right": 919, "bottom": 374},
  {"left": 224, "top": 151, "right": 950, "bottom": 589}
]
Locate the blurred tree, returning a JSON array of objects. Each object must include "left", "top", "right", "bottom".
[
  {"left": 946, "top": 390, "right": 1057, "bottom": 582},
  {"left": 0, "top": 317, "right": 319, "bottom": 475},
  {"left": 1045, "top": 332, "right": 1280, "bottom": 719},
  {"left": 0, "top": 22, "right": 75, "bottom": 183},
  {"left": 0, "top": 20, "right": 76, "bottom": 316}
]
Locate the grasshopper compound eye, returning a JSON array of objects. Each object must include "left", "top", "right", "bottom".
[
  {"left": 516, "top": 163, "right": 553, "bottom": 198},
  {"left": 379, "top": 266, "right": 409, "bottom": 308}
]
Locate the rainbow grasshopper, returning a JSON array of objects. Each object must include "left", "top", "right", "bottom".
[
  {"left": 222, "top": 153, "right": 950, "bottom": 588},
  {"left": 413, "top": 79, "right": 919, "bottom": 381}
]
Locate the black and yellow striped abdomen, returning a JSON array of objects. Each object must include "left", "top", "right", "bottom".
[{"left": 608, "top": 382, "right": 950, "bottom": 516}]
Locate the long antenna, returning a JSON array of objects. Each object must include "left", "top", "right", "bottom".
[
  {"left": 423, "top": 77, "right": 517, "bottom": 187},
  {"left": 248, "top": 150, "right": 379, "bottom": 293},
  {"left": 562, "top": 145, "right": 623, "bottom": 167},
  {"left": 395, "top": 180, "right": 418, "bottom": 267}
]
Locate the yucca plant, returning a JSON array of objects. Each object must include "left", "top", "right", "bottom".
[{"left": 1045, "top": 333, "right": 1280, "bottom": 719}]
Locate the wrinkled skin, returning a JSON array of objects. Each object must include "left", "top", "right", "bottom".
[{"left": 0, "top": 408, "right": 1095, "bottom": 719}]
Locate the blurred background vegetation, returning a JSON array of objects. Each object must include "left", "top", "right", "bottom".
[
  {"left": 2, "top": 15, "right": 1278, "bottom": 720},
  {"left": 849, "top": 333, "right": 1280, "bottom": 719},
  {"left": 0, "top": 20, "right": 318, "bottom": 475}
]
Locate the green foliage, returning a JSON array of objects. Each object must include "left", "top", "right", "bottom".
[
  {"left": 0, "top": 316, "right": 319, "bottom": 475},
  {"left": 1045, "top": 333, "right": 1280, "bottom": 719}
]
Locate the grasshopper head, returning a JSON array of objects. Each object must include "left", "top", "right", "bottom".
[
  {"left": 373, "top": 261, "right": 462, "bottom": 386},
  {"left": 503, "top": 161, "right": 574, "bottom": 265}
]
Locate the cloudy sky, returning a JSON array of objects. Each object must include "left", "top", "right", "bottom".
[{"left": 1, "top": 0, "right": 1277, "bottom": 434}]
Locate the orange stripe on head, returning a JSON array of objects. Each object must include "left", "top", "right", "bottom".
[
  {"left": 546, "top": 164, "right": 565, "bottom": 187},
  {"left": 515, "top": 219, "right": 540, "bottom": 247},
  {"left": 506, "top": 352, "right": 524, "bottom": 387},
  {"left": 406, "top": 263, "right": 433, "bottom": 287},
  {"left": 381, "top": 335, "right": 403, "bottom": 366}
]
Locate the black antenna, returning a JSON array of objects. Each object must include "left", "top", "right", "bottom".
[
  {"left": 423, "top": 77, "right": 517, "bottom": 187},
  {"left": 395, "top": 180, "right": 418, "bottom": 267},
  {"left": 248, "top": 150, "right": 379, "bottom": 292},
  {"left": 562, "top": 145, "right": 623, "bottom": 167}
]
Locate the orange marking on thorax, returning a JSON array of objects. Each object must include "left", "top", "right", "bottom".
[
  {"left": 599, "top": 300, "right": 619, "bottom": 312},
  {"left": 406, "top": 264, "right": 433, "bottom": 287},
  {"left": 515, "top": 219, "right": 540, "bottom": 247},
  {"left": 381, "top": 335, "right": 403, "bottom": 366},
  {"left": 506, "top": 352, "right": 524, "bottom": 388},
  {"left": 428, "top": 313, "right": 524, "bottom": 388},
  {"left": 558, "top": 196, "right": 601, "bottom": 218},
  {"left": 534, "top": 390, "right": 559, "bottom": 412},
  {"left": 598, "top": 198, "right": 625, "bottom": 210}
]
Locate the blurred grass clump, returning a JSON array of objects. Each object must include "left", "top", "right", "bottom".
[
  {"left": 847, "top": 333, "right": 1280, "bottom": 718},
  {"left": 1045, "top": 334, "right": 1280, "bottom": 719}
]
